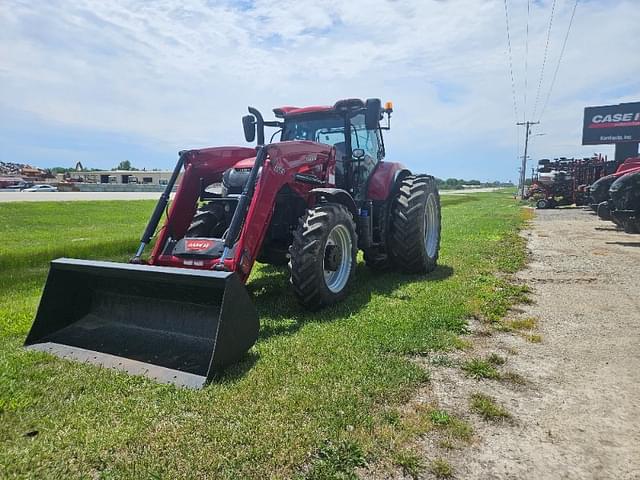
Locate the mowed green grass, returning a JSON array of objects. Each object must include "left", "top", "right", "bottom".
[{"left": 0, "top": 193, "right": 528, "bottom": 479}]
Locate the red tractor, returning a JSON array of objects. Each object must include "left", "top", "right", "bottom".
[{"left": 25, "top": 98, "right": 442, "bottom": 388}]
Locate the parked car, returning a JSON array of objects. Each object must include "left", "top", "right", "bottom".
[
  {"left": 5, "top": 182, "right": 34, "bottom": 191},
  {"left": 23, "top": 184, "right": 58, "bottom": 192}
]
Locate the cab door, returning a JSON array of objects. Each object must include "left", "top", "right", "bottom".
[{"left": 350, "top": 114, "right": 382, "bottom": 199}]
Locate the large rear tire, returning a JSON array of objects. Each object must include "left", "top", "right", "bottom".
[
  {"left": 289, "top": 203, "right": 357, "bottom": 310},
  {"left": 389, "top": 175, "right": 441, "bottom": 273}
]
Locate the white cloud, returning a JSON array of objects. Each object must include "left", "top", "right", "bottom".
[{"left": 0, "top": 0, "right": 638, "bottom": 178}]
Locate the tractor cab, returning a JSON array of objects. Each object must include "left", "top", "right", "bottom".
[{"left": 274, "top": 98, "right": 393, "bottom": 199}]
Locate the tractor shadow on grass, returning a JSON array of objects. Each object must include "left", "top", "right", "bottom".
[
  {"left": 215, "top": 351, "right": 261, "bottom": 384},
  {"left": 248, "top": 262, "right": 455, "bottom": 342}
]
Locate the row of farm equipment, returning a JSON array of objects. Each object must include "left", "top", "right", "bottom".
[
  {"left": 526, "top": 154, "right": 614, "bottom": 208},
  {"left": 525, "top": 155, "right": 640, "bottom": 233}
]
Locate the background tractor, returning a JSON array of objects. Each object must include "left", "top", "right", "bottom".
[
  {"left": 596, "top": 169, "right": 640, "bottom": 233},
  {"left": 25, "top": 98, "right": 442, "bottom": 388},
  {"left": 526, "top": 154, "right": 615, "bottom": 209}
]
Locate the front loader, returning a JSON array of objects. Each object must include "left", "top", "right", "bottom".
[{"left": 25, "top": 98, "right": 442, "bottom": 388}]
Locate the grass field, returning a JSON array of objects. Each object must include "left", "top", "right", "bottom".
[{"left": 0, "top": 192, "right": 528, "bottom": 479}]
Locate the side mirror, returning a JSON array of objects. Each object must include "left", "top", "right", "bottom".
[
  {"left": 352, "top": 148, "right": 365, "bottom": 160},
  {"left": 365, "top": 98, "right": 382, "bottom": 130},
  {"left": 242, "top": 115, "right": 256, "bottom": 143}
]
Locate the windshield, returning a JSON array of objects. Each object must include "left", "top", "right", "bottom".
[
  {"left": 281, "top": 113, "right": 378, "bottom": 158},
  {"left": 281, "top": 114, "right": 346, "bottom": 146}
]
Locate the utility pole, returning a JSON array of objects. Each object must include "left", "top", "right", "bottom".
[{"left": 516, "top": 121, "right": 540, "bottom": 198}]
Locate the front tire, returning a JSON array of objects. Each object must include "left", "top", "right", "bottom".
[
  {"left": 390, "top": 175, "right": 441, "bottom": 273},
  {"left": 186, "top": 202, "right": 227, "bottom": 237},
  {"left": 289, "top": 204, "right": 357, "bottom": 310}
]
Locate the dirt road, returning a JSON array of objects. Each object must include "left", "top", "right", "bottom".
[{"left": 413, "top": 208, "right": 640, "bottom": 479}]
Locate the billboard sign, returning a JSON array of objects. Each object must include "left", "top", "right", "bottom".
[{"left": 582, "top": 102, "right": 640, "bottom": 145}]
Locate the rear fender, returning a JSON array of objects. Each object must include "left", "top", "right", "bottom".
[{"left": 367, "top": 161, "right": 411, "bottom": 201}]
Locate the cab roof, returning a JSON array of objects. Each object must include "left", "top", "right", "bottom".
[
  {"left": 273, "top": 99, "right": 366, "bottom": 118},
  {"left": 272, "top": 105, "right": 333, "bottom": 117}
]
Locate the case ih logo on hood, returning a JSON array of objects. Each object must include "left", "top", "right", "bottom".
[
  {"left": 186, "top": 239, "right": 214, "bottom": 251},
  {"left": 589, "top": 112, "right": 640, "bottom": 129}
]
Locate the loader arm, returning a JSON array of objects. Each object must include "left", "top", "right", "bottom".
[
  {"left": 148, "top": 146, "right": 256, "bottom": 264},
  {"left": 227, "top": 141, "right": 335, "bottom": 282},
  {"left": 148, "top": 141, "right": 334, "bottom": 282}
]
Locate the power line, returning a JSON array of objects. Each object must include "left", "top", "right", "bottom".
[
  {"left": 503, "top": 0, "right": 519, "bottom": 122},
  {"left": 523, "top": 0, "right": 530, "bottom": 120},
  {"left": 538, "top": 0, "right": 579, "bottom": 121},
  {"left": 517, "top": 120, "right": 540, "bottom": 198},
  {"left": 532, "top": 0, "right": 557, "bottom": 119}
]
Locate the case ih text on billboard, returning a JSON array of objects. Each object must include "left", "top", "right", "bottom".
[{"left": 582, "top": 102, "right": 640, "bottom": 145}]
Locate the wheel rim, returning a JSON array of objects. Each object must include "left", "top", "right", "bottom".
[
  {"left": 424, "top": 193, "right": 439, "bottom": 258},
  {"left": 323, "top": 224, "right": 352, "bottom": 293}
]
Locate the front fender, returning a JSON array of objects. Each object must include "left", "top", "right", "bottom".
[{"left": 309, "top": 188, "right": 358, "bottom": 216}]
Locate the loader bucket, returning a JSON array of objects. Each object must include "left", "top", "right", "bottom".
[{"left": 24, "top": 258, "right": 259, "bottom": 389}]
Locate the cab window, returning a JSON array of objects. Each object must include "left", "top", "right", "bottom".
[{"left": 350, "top": 114, "right": 381, "bottom": 160}]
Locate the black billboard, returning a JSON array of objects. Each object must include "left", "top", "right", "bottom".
[{"left": 582, "top": 102, "right": 640, "bottom": 145}]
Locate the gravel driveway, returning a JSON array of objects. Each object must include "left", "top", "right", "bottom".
[{"left": 427, "top": 207, "right": 640, "bottom": 479}]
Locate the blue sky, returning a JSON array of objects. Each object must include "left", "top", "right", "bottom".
[{"left": 1, "top": 0, "right": 639, "bottom": 181}]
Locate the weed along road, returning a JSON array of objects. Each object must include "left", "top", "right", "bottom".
[{"left": 405, "top": 207, "right": 640, "bottom": 479}]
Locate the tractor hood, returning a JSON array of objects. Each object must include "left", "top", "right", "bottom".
[
  {"left": 610, "top": 170, "right": 640, "bottom": 194},
  {"left": 232, "top": 157, "right": 257, "bottom": 169},
  {"left": 590, "top": 174, "right": 616, "bottom": 195}
]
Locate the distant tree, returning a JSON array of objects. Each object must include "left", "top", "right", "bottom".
[
  {"left": 429, "top": 177, "right": 514, "bottom": 189},
  {"left": 116, "top": 160, "right": 133, "bottom": 170}
]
